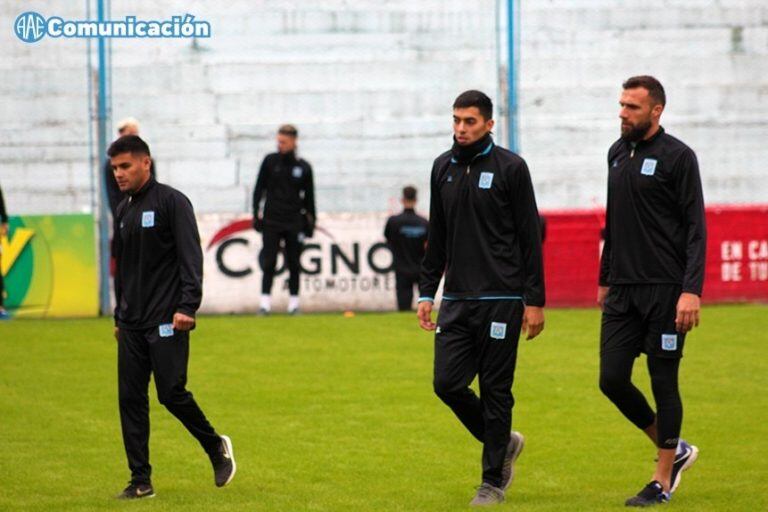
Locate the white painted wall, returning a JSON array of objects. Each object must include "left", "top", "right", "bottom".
[{"left": 1, "top": 0, "right": 766, "bottom": 216}]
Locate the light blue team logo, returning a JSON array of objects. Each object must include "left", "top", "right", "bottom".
[
  {"left": 446, "top": 174, "right": 453, "bottom": 183},
  {"left": 400, "top": 225, "right": 427, "bottom": 238},
  {"left": 490, "top": 322, "right": 507, "bottom": 340},
  {"left": 159, "top": 323, "right": 175, "bottom": 338},
  {"left": 479, "top": 172, "right": 494, "bottom": 189},
  {"left": 292, "top": 166, "right": 303, "bottom": 178},
  {"left": 14, "top": 12, "right": 47, "bottom": 43},
  {"left": 641, "top": 158, "right": 658, "bottom": 176},
  {"left": 142, "top": 211, "right": 155, "bottom": 228},
  {"left": 661, "top": 334, "right": 678, "bottom": 351}
]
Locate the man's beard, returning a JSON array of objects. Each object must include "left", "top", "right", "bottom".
[{"left": 621, "top": 119, "right": 652, "bottom": 142}]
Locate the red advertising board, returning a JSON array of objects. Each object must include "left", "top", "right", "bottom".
[{"left": 542, "top": 205, "right": 768, "bottom": 307}]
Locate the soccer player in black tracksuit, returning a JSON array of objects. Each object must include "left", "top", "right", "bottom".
[
  {"left": 418, "top": 91, "right": 545, "bottom": 507},
  {"left": 109, "top": 135, "right": 235, "bottom": 499},
  {"left": 0, "top": 183, "right": 9, "bottom": 319},
  {"left": 252, "top": 124, "right": 316, "bottom": 315},
  {"left": 384, "top": 186, "right": 429, "bottom": 311},
  {"left": 598, "top": 76, "right": 705, "bottom": 507}
]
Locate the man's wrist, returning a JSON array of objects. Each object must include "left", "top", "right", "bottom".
[{"left": 417, "top": 297, "right": 434, "bottom": 304}]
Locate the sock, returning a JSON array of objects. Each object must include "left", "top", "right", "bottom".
[
  {"left": 675, "top": 440, "right": 684, "bottom": 456},
  {"left": 260, "top": 294, "right": 271, "bottom": 311},
  {"left": 288, "top": 295, "right": 300, "bottom": 311}
]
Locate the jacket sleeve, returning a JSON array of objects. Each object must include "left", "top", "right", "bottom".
[
  {"left": 675, "top": 148, "right": 707, "bottom": 295},
  {"left": 599, "top": 163, "right": 612, "bottom": 287},
  {"left": 112, "top": 204, "right": 123, "bottom": 324},
  {"left": 0, "top": 186, "right": 7, "bottom": 223},
  {"left": 418, "top": 161, "right": 447, "bottom": 300},
  {"left": 383, "top": 218, "right": 392, "bottom": 242},
  {"left": 171, "top": 193, "right": 203, "bottom": 317},
  {"left": 252, "top": 157, "right": 269, "bottom": 218},
  {"left": 303, "top": 162, "right": 316, "bottom": 222},
  {"left": 511, "top": 160, "right": 546, "bottom": 307}
]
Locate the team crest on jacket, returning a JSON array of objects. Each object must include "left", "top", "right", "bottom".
[
  {"left": 142, "top": 211, "right": 155, "bottom": 228},
  {"left": 641, "top": 158, "right": 658, "bottom": 176},
  {"left": 292, "top": 166, "right": 303, "bottom": 178},
  {"left": 479, "top": 172, "right": 494, "bottom": 189}
]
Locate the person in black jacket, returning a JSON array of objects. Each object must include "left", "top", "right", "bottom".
[
  {"left": 252, "top": 124, "right": 316, "bottom": 315},
  {"left": 109, "top": 135, "right": 235, "bottom": 499},
  {"left": 417, "top": 90, "right": 545, "bottom": 506},
  {"left": 384, "top": 186, "right": 429, "bottom": 311},
  {"left": 0, "top": 183, "right": 9, "bottom": 319},
  {"left": 598, "top": 76, "right": 704, "bottom": 507}
]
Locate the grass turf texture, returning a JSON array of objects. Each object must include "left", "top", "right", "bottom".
[{"left": 0, "top": 305, "right": 766, "bottom": 511}]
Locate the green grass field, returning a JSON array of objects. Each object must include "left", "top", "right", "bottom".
[{"left": 1, "top": 305, "right": 766, "bottom": 511}]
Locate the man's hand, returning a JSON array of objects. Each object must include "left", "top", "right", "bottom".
[
  {"left": 675, "top": 292, "right": 700, "bottom": 333},
  {"left": 417, "top": 301, "right": 436, "bottom": 331},
  {"left": 173, "top": 312, "right": 196, "bottom": 331},
  {"left": 597, "top": 286, "right": 609, "bottom": 311},
  {"left": 252, "top": 216, "right": 263, "bottom": 233},
  {"left": 0, "top": 222, "right": 8, "bottom": 237},
  {"left": 522, "top": 305, "right": 545, "bottom": 340},
  {"left": 114, "top": 326, "right": 120, "bottom": 341}
]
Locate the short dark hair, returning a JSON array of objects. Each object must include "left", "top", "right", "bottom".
[
  {"left": 107, "top": 135, "right": 151, "bottom": 158},
  {"left": 402, "top": 186, "right": 417, "bottom": 201},
  {"left": 453, "top": 90, "right": 493, "bottom": 120},
  {"left": 278, "top": 124, "right": 298, "bottom": 137},
  {"left": 623, "top": 75, "right": 666, "bottom": 106}
]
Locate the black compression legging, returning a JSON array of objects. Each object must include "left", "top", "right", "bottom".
[{"left": 599, "top": 351, "right": 682, "bottom": 450}]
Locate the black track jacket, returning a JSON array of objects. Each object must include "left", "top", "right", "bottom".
[
  {"left": 253, "top": 152, "right": 315, "bottom": 233},
  {"left": 113, "top": 178, "right": 203, "bottom": 329},
  {"left": 384, "top": 208, "right": 429, "bottom": 276},
  {"left": 599, "top": 127, "right": 706, "bottom": 295},
  {"left": 419, "top": 136, "right": 545, "bottom": 306}
]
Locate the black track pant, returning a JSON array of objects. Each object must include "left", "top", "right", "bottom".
[
  {"left": 433, "top": 299, "right": 524, "bottom": 487},
  {"left": 261, "top": 229, "right": 302, "bottom": 295},
  {"left": 395, "top": 272, "right": 418, "bottom": 311},
  {"left": 599, "top": 285, "right": 685, "bottom": 450},
  {"left": 118, "top": 327, "right": 220, "bottom": 485}
]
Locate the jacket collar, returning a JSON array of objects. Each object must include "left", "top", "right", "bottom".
[
  {"left": 129, "top": 176, "right": 156, "bottom": 200},
  {"left": 625, "top": 125, "right": 665, "bottom": 151},
  {"left": 450, "top": 133, "right": 494, "bottom": 164}
]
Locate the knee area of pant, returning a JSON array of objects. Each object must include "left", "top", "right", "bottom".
[
  {"left": 599, "top": 373, "right": 630, "bottom": 397},
  {"left": 478, "top": 383, "right": 512, "bottom": 401},
  {"left": 156, "top": 387, "right": 189, "bottom": 407},
  {"left": 433, "top": 378, "right": 465, "bottom": 401},
  {"left": 119, "top": 393, "right": 148, "bottom": 405}
]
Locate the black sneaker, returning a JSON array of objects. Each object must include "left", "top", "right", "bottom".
[
  {"left": 116, "top": 483, "right": 155, "bottom": 500},
  {"left": 209, "top": 434, "right": 236, "bottom": 487},
  {"left": 670, "top": 440, "right": 698, "bottom": 494},
  {"left": 625, "top": 481, "right": 670, "bottom": 507},
  {"left": 500, "top": 431, "right": 525, "bottom": 490}
]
